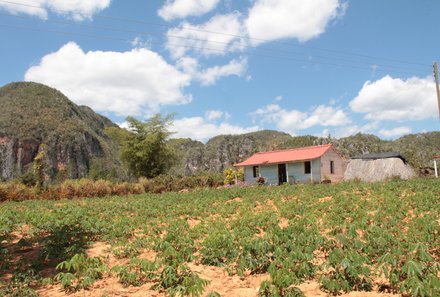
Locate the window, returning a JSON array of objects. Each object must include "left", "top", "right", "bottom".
[
  {"left": 253, "top": 166, "right": 259, "bottom": 178},
  {"left": 330, "top": 161, "right": 335, "bottom": 174},
  {"left": 304, "top": 161, "right": 311, "bottom": 174}
]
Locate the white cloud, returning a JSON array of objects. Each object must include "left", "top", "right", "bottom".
[
  {"left": 245, "top": 0, "right": 347, "bottom": 45},
  {"left": 0, "top": 0, "right": 110, "bottom": 20},
  {"left": 379, "top": 126, "right": 412, "bottom": 138},
  {"left": 350, "top": 75, "right": 437, "bottom": 121},
  {"left": 25, "top": 42, "right": 192, "bottom": 117},
  {"left": 205, "top": 110, "right": 230, "bottom": 121},
  {"left": 253, "top": 103, "right": 351, "bottom": 134},
  {"left": 176, "top": 56, "right": 247, "bottom": 86},
  {"left": 166, "top": 12, "right": 246, "bottom": 58},
  {"left": 158, "top": 0, "right": 220, "bottom": 21},
  {"left": 197, "top": 58, "right": 247, "bottom": 86},
  {"left": 332, "top": 121, "right": 379, "bottom": 138},
  {"left": 130, "top": 36, "right": 152, "bottom": 49},
  {"left": 171, "top": 115, "right": 259, "bottom": 141}
]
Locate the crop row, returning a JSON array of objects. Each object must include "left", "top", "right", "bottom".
[{"left": 0, "top": 178, "right": 439, "bottom": 296}]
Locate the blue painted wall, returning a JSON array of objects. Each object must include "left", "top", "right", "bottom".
[
  {"left": 243, "top": 158, "right": 322, "bottom": 184},
  {"left": 287, "top": 159, "right": 321, "bottom": 183}
]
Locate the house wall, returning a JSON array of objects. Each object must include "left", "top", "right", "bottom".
[
  {"left": 320, "top": 147, "right": 346, "bottom": 182},
  {"left": 260, "top": 164, "right": 279, "bottom": 185},
  {"left": 244, "top": 166, "right": 256, "bottom": 184},
  {"left": 287, "top": 159, "right": 321, "bottom": 183},
  {"left": 244, "top": 160, "right": 322, "bottom": 185}
]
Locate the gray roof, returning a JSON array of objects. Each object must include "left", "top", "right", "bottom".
[{"left": 352, "top": 152, "right": 407, "bottom": 163}]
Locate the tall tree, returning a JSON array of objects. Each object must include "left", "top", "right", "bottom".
[{"left": 107, "top": 114, "right": 176, "bottom": 178}]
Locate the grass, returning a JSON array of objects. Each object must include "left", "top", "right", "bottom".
[{"left": 0, "top": 178, "right": 439, "bottom": 296}]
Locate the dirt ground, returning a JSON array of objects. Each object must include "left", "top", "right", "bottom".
[{"left": 35, "top": 242, "right": 400, "bottom": 297}]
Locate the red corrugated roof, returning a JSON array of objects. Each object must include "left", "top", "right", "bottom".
[{"left": 234, "top": 144, "right": 333, "bottom": 167}]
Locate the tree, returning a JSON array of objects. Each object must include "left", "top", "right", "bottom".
[
  {"left": 33, "top": 144, "right": 46, "bottom": 190},
  {"left": 107, "top": 114, "right": 176, "bottom": 178}
]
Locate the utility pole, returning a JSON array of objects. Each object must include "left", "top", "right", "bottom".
[{"left": 434, "top": 61, "right": 440, "bottom": 118}]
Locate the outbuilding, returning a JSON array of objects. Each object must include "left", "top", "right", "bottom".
[
  {"left": 233, "top": 144, "right": 346, "bottom": 185},
  {"left": 344, "top": 152, "right": 416, "bottom": 182}
]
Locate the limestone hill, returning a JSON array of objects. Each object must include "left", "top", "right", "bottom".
[{"left": 0, "top": 82, "right": 122, "bottom": 180}]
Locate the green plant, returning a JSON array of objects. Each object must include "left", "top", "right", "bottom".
[
  {"left": 55, "top": 253, "right": 106, "bottom": 291},
  {"left": 111, "top": 258, "right": 158, "bottom": 287},
  {"left": 19, "top": 172, "right": 37, "bottom": 187},
  {"left": 319, "top": 249, "right": 372, "bottom": 295},
  {"left": 258, "top": 280, "right": 304, "bottom": 297},
  {"left": 200, "top": 229, "right": 237, "bottom": 266},
  {"left": 152, "top": 265, "right": 209, "bottom": 297},
  {"left": 223, "top": 168, "right": 244, "bottom": 185},
  {"left": 107, "top": 114, "right": 176, "bottom": 178},
  {"left": 0, "top": 270, "right": 39, "bottom": 297},
  {"left": 32, "top": 145, "right": 46, "bottom": 190}
]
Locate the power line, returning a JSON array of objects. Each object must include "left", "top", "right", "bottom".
[
  {"left": 0, "top": 22, "right": 429, "bottom": 77},
  {"left": 0, "top": 12, "right": 429, "bottom": 73},
  {"left": 0, "top": 0, "right": 430, "bottom": 68},
  {"left": 0, "top": 21, "right": 431, "bottom": 78}
]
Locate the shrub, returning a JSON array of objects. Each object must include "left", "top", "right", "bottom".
[
  {"left": 55, "top": 254, "right": 106, "bottom": 292},
  {"left": 223, "top": 168, "right": 244, "bottom": 185}
]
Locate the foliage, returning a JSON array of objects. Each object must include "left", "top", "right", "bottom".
[
  {"left": 107, "top": 114, "right": 176, "bottom": 178},
  {"left": 0, "top": 171, "right": 224, "bottom": 201},
  {"left": 259, "top": 280, "right": 304, "bottom": 297},
  {"left": 55, "top": 253, "right": 106, "bottom": 291},
  {"left": 152, "top": 265, "right": 210, "bottom": 297},
  {"left": 111, "top": 258, "right": 158, "bottom": 287},
  {"left": 223, "top": 168, "right": 244, "bottom": 185},
  {"left": 0, "top": 82, "right": 122, "bottom": 181},
  {"left": 88, "top": 157, "right": 119, "bottom": 181},
  {"left": 32, "top": 145, "right": 46, "bottom": 190},
  {"left": 19, "top": 172, "right": 37, "bottom": 187},
  {"left": 200, "top": 229, "right": 237, "bottom": 266},
  {"left": 320, "top": 249, "right": 372, "bottom": 294},
  {"left": 0, "top": 178, "right": 439, "bottom": 296},
  {"left": 0, "top": 270, "right": 39, "bottom": 297}
]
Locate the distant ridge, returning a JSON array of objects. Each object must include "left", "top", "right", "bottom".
[{"left": 0, "top": 81, "right": 439, "bottom": 181}]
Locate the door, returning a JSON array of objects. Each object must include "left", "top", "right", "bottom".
[{"left": 278, "top": 163, "right": 287, "bottom": 185}]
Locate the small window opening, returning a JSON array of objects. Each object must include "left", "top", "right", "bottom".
[
  {"left": 330, "top": 161, "right": 335, "bottom": 174},
  {"left": 253, "top": 166, "right": 259, "bottom": 178},
  {"left": 304, "top": 161, "right": 311, "bottom": 174}
]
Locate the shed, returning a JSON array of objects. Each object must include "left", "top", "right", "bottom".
[
  {"left": 344, "top": 152, "right": 415, "bottom": 182},
  {"left": 233, "top": 144, "right": 346, "bottom": 185}
]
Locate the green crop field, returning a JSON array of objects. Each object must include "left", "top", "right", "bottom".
[{"left": 0, "top": 178, "right": 439, "bottom": 297}]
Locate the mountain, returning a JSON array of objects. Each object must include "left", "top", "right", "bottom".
[
  {"left": 0, "top": 82, "right": 122, "bottom": 181},
  {"left": 0, "top": 82, "right": 438, "bottom": 181},
  {"left": 172, "top": 131, "right": 440, "bottom": 175}
]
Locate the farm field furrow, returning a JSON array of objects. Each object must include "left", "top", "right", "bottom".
[{"left": 0, "top": 178, "right": 439, "bottom": 297}]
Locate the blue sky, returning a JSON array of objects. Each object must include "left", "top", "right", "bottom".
[{"left": 0, "top": 0, "right": 439, "bottom": 141}]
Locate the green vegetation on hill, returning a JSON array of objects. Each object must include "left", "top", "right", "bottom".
[
  {"left": 0, "top": 82, "right": 123, "bottom": 181},
  {"left": 173, "top": 131, "right": 440, "bottom": 175}
]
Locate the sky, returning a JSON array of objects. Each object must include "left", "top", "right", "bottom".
[{"left": 0, "top": 0, "right": 439, "bottom": 142}]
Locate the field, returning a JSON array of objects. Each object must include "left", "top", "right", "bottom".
[{"left": 0, "top": 178, "right": 439, "bottom": 297}]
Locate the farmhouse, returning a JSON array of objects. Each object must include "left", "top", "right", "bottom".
[
  {"left": 234, "top": 144, "right": 346, "bottom": 185},
  {"left": 344, "top": 152, "right": 416, "bottom": 182}
]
